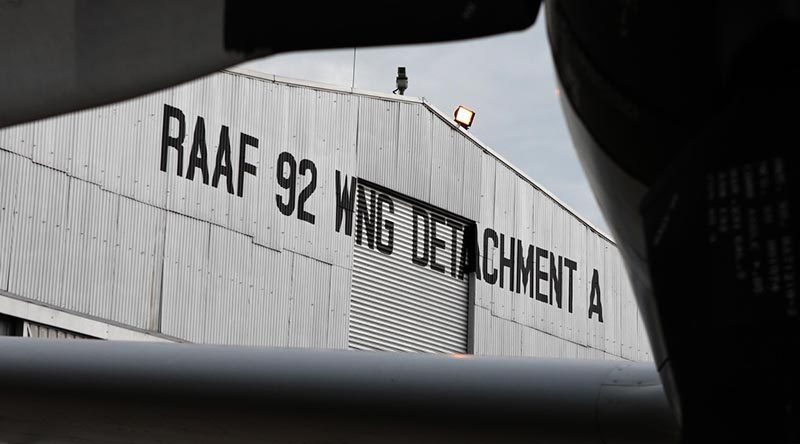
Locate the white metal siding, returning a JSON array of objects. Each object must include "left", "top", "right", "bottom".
[
  {"left": 0, "top": 68, "right": 652, "bottom": 361},
  {"left": 349, "top": 182, "right": 470, "bottom": 353},
  {"left": 470, "top": 170, "right": 653, "bottom": 361}
]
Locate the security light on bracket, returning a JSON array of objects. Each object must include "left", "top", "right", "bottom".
[
  {"left": 454, "top": 105, "right": 475, "bottom": 129},
  {"left": 394, "top": 67, "right": 408, "bottom": 95}
]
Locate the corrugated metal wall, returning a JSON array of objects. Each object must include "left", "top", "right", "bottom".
[{"left": 0, "top": 69, "right": 651, "bottom": 360}]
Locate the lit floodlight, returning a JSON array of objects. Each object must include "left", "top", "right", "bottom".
[{"left": 454, "top": 105, "right": 475, "bottom": 129}]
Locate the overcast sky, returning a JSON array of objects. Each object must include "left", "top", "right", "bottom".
[{"left": 240, "top": 18, "right": 609, "bottom": 233}]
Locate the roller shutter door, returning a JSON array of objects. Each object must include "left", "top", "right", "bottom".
[{"left": 349, "top": 182, "right": 470, "bottom": 353}]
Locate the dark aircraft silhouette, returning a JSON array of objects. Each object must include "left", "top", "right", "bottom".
[{"left": 0, "top": 1, "right": 796, "bottom": 442}]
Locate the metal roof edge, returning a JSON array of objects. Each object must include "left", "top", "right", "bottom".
[
  {"left": 349, "top": 87, "right": 423, "bottom": 104},
  {"left": 225, "top": 66, "right": 423, "bottom": 103},
  {"left": 223, "top": 67, "right": 613, "bottom": 243},
  {"left": 225, "top": 66, "right": 276, "bottom": 83},
  {"left": 421, "top": 99, "right": 615, "bottom": 244}
]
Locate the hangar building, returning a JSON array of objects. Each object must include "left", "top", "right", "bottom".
[{"left": 0, "top": 68, "right": 651, "bottom": 361}]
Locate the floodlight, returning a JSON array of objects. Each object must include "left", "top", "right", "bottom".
[{"left": 454, "top": 105, "right": 475, "bottom": 129}]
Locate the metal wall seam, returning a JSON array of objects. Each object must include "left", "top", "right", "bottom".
[
  {"left": 222, "top": 74, "right": 248, "bottom": 237},
  {"left": 460, "top": 138, "right": 483, "bottom": 223},
  {"left": 549, "top": 197, "right": 572, "bottom": 342},
  {"left": 160, "top": 211, "right": 211, "bottom": 342},
  {"left": 566, "top": 209, "right": 588, "bottom": 346},
  {"left": 474, "top": 151, "right": 497, "bottom": 310},
  {"left": 0, "top": 121, "right": 35, "bottom": 159},
  {"left": 530, "top": 189, "right": 555, "bottom": 336},
  {"left": 489, "top": 164, "right": 517, "bottom": 321},
  {"left": 309, "top": 88, "right": 358, "bottom": 267},
  {"left": 112, "top": 197, "right": 165, "bottom": 329},
  {"left": 101, "top": 102, "right": 124, "bottom": 197},
  {"left": 31, "top": 112, "right": 70, "bottom": 172},
  {"left": 629, "top": 257, "right": 649, "bottom": 360},
  {"left": 281, "top": 86, "right": 349, "bottom": 264},
  {"left": 265, "top": 247, "right": 294, "bottom": 347},
  {"left": 356, "top": 97, "right": 399, "bottom": 188},
  {"left": 614, "top": 250, "right": 633, "bottom": 360},
  {"left": 238, "top": 244, "right": 294, "bottom": 347},
  {"left": 90, "top": 104, "right": 114, "bottom": 192},
  {"left": 327, "top": 90, "right": 359, "bottom": 268},
  {"left": 601, "top": 240, "right": 620, "bottom": 357},
  {"left": 512, "top": 173, "right": 535, "bottom": 327},
  {"left": 637, "top": 309, "right": 653, "bottom": 361},
  {"left": 69, "top": 108, "right": 93, "bottom": 183},
  {"left": 204, "top": 224, "right": 253, "bottom": 345},
  {"left": 428, "top": 115, "right": 465, "bottom": 215},
  {"left": 287, "top": 251, "right": 332, "bottom": 348},
  {"left": 492, "top": 313, "right": 522, "bottom": 357},
  {"left": 249, "top": 77, "right": 287, "bottom": 251},
  {"left": 7, "top": 159, "right": 69, "bottom": 308},
  {"left": 395, "top": 102, "right": 432, "bottom": 203},
  {"left": 131, "top": 90, "right": 170, "bottom": 209},
  {"left": 472, "top": 305, "right": 492, "bottom": 354},
  {"left": 0, "top": 151, "right": 24, "bottom": 291},
  {"left": 585, "top": 230, "right": 604, "bottom": 351},
  {"left": 163, "top": 79, "right": 195, "bottom": 224},
  {"left": 229, "top": 75, "right": 257, "bottom": 240},
  {"left": 281, "top": 85, "right": 317, "bottom": 260},
  {"left": 326, "top": 265, "right": 352, "bottom": 349},
  {"left": 60, "top": 178, "right": 118, "bottom": 321},
  {"left": 246, "top": 244, "right": 276, "bottom": 346},
  {"left": 536, "top": 190, "right": 555, "bottom": 334}
]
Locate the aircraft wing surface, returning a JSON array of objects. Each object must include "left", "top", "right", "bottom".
[{"left": 0, "top": 338, "right": 677, "bottom": 444}]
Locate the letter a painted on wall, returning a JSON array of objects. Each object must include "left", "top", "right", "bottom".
[{"left": 589, "top": 269, "right": 604, "bottom": 323}]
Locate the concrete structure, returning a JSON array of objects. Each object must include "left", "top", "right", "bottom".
[{"left": 0, "top": 68, "right": 651, "bottom": 361}]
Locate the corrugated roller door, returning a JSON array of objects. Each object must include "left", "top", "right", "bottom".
[{"left": 349, "top": 182, "right": 470, "bottom": 353}]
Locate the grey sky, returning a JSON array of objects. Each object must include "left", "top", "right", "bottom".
[{"left": 240, "top": 18, "right": 609, "bottom": 233}]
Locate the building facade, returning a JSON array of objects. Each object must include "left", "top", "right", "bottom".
[{"left": 0, "top": 68, "right": 651, "bottom": 361}]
